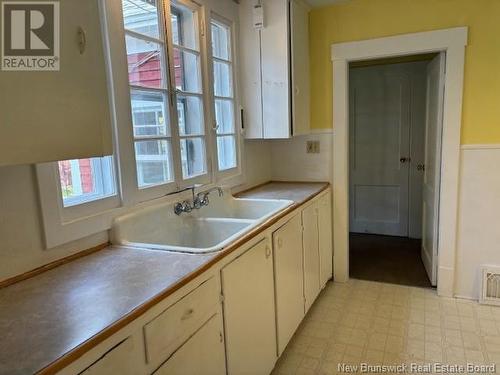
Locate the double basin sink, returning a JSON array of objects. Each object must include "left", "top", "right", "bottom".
[{"left": 112, "top": 192, "right": 294, "bottom": 254}]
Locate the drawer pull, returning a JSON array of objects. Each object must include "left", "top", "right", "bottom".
[
  {"left": 265, "top": 246, "right": 271, "bottom": 258},
  {"left": 181, "top": 308, "right": 194, "bottom": 320}
]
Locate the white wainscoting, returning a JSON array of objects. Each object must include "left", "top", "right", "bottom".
[
  {"left": 270, "top": 131, "right": 333, "bottom": 183},
  {"left": 455, "top": 145, "right": 500, "bottom": 299}
]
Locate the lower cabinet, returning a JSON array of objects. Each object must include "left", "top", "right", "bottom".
[
  {"left": 153, "top": 314, "right": 226, "bottom": 375},
  {"left": 318, "top": 193, "right": 333, "bottom": 287},
  {"left": 68, "top": 189, "right": 333, "bottom": 375},
  {"left": 221, "top": 239, "right": 277, "bottom": 374},
  {"left": 302, "top": 203, "right": 321, "bottom": 313},
  {"left": 273, "top": 215, "right": 305, "bottom": 355}
]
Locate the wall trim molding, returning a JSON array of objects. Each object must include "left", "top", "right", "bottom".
[
  {"left": 330, "top": 27, "right": 468, "bottom": 297},
  {"left": 309, "top": 128, "right": 334, "bottom": 135},
  {"left": 461, "top": 144, "right": 500, "bottom": 150}
]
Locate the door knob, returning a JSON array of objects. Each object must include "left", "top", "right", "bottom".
[{"left": 400, "top": 157, "right": 410, "bottom": 163}]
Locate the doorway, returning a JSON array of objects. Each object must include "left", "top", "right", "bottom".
[
  {"left": 347, "top": 53, "right": 445, "bottom": 288},
  {"left": 331, "top": 27, "right": 467, "bottom": 296}
]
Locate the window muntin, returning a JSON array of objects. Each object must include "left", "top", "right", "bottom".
[
  {"left": 211, "top": 18, "right": 237, "bottom": 171},
  {"left": 172, "top": 2, "right": 207, "bottom": 180},
  {"left": 58, "top": 156, "right": 117, "bottom": 207}
]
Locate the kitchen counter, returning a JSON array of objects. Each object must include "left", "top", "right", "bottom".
[{"left": 0, "top": 181, "right": 329, "bottom": 375}]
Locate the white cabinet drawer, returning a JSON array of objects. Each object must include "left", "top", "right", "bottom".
[{"left": 144, "top": 277, "right": 218, "bottom": 365}]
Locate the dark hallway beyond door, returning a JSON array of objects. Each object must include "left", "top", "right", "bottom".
[{"left": 349, "top": 233, "right": 432, "bottom": 288}]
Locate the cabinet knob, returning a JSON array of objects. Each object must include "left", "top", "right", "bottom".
[
  {"left": 265, "top": 246, "right": 271, "bottom": 258},
  {"left": 181, "top": 308, "right": 194, "bottom": 320}
]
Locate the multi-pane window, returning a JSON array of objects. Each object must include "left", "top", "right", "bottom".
[
  {"left": 55, "top": 1, "right": 240, "bottom": 209},
  {"left": 123, "top": 0, "right": 174, "bottom": 188},
  {"left": 171, "top": 3, "right": 207, "bottom": 179},
  {"left": 211, "top": 19, "right": 237, "bottom": 171},
  {"left": 58, "top": 157, "right": 116, "bottom": 207}
]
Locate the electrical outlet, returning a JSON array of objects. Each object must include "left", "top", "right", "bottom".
[{"left": 306, "top": 141, "right": 320, "bottom": 154}]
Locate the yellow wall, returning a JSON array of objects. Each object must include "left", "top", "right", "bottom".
[{"left": 310, "top": 0, "right": 500, "bottom": 144}]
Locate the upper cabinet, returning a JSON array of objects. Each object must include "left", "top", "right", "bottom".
[
  {"left": 0, "top": 0, "right": 112, "bottom": 166},
  {"left": 239, "top": 0, "right": 310, "bottom": 139}
]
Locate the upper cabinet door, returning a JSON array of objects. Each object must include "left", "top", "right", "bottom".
[
  {"left": 0, "top": 0, "right": 112, "bottom": 166},
  {"left": 239, "top": 0, "right": 310, "bottom": 140},
  {"left": 238, "top": 0, "right": 263, "bottom": 139},
  {"left": 261, "top": 0, "right": 290, "bottom": 139},
  {"left": 290, "top": 0, "right": 310, "bottom": 136}
]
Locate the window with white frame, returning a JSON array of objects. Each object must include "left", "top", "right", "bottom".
[
  {"left": 123, "top": 0, "right": 175, "bottom": 188},
  {"left": 171, "top": 2, "right": 207, "bottom": 180},
  {"left": 211, "top": 17, "right": 238, "bottom": 171},
  {"left": 38, "top": 0, "right": 241, "bottom": 249},
  {"left": 57, "top": 156, "right": 117, "bottom": 207}
]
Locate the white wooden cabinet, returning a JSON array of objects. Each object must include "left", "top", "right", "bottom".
[
  {"left": 318, "top": 193, "right": 333, "bottom": 287},
  {"left": 221, "top": 239, "right": 277, "bottom": 374},
  {"left": 302, "top": 204, "right": 321, "bottom": 313},
  {"left": 0, "top": 0, "right": 112, "bottom": 166},
  {"left": 290, "top": 0, "right": 311, "bottom": 136},
  {"left": 273, "top": 215, "right": 304, "bottom": 355},
  {"left": 62, "top": 188, "right": 333, "bottom": 375},
  {"left": 153, "top": 315, "right": 226, "bottom": 375},
  {"left": 239, "top": 0, "right": 310, "bottom": 139}
]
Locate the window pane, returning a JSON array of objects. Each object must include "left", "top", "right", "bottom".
[
  {"left": 135, "top": 140, "right": 173, "bottom": 187},
  {"left": 213, "top": 61, "right": 232, "bottom": 98},
  {"left": 211, "top": 21, "right": 230, "bottom": 61},
  {"left": 180, "top": 137, "right": 205, "bottom": 178},
  {"left": 177, "top": 95, "right": 204, "bottom": 136},
  {"left": 126, "top": 34, "right": 165, "bottom": 89},
  {"left": 122, "top": 0, "right": 160, "bottom": 39},
  {"left": 174, "top": 48, "right": 201, "bottom": 93},
  {"left": 217, "top": 136, "right": 237, "bottom": 171},
  {"left": 171, "top": 3, "right": 198, "bottom": 50},
  {"left": 215, "top": 99, "right": 234, "bottom": 134},
  {"left": 131, "top": 90, "right": 169, "bottom": 137},
  {"left": 58, "top": 157, "right": 116, "bottom": 207}
]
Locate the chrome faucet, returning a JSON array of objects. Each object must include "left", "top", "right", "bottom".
[{"left": 173, "top": 186, "right": 224, "bottom": 215}]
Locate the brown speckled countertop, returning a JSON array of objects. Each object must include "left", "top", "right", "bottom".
[{"left": 0, "top": 181, "right": 329, "bottom": 375}]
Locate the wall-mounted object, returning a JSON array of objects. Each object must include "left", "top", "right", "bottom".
[
  {"left": 239, "top": 0, "right": 310, "bottom": 139},
  {"left": 252, "top": 3, "right": 264, "bottom": 29},
  {"left": 0, "top": 0, "right": 112, "bottom": 166}
]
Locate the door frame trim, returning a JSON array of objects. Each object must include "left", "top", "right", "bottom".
[{"left": 331, "top": 27, "right": 468, "bottom": 297}]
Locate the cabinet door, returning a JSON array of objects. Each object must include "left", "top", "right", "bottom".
[
  {"left": 239, "top": 0, "right": 263, "bottom": 138},
  {"left": 290, "top": 0, "right": 310, "bottom": 136},
  {"left": 319, "top": 193, "right": 333, "bottom": 287},
  {"left": 154, "top": 315, "right": 225, "bottom": 375},
  {"left": 221, "top": 239, "right": 277, "bottom": 375},
  {"left": 273, "top": 215, "right": 304, "bottom": 355},
  {"left": 261, "top": 0, "right": 291, "bottom": 139},
  {"left": 0, "top": 0, "right": 112, "bottom": 166},
  {"left": 302, "top": 203, "right": 321, "bottom": 312},
  {"left": 79, "top": 336, "right": 142, "bottom": 375}
]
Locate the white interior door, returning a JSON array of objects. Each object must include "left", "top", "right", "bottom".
[
  {"left": 421, "top": 53, "right": 445, "bottom": 286},
  {"left": 349, "top": 65, "right": 411, "bottom": 236}
]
